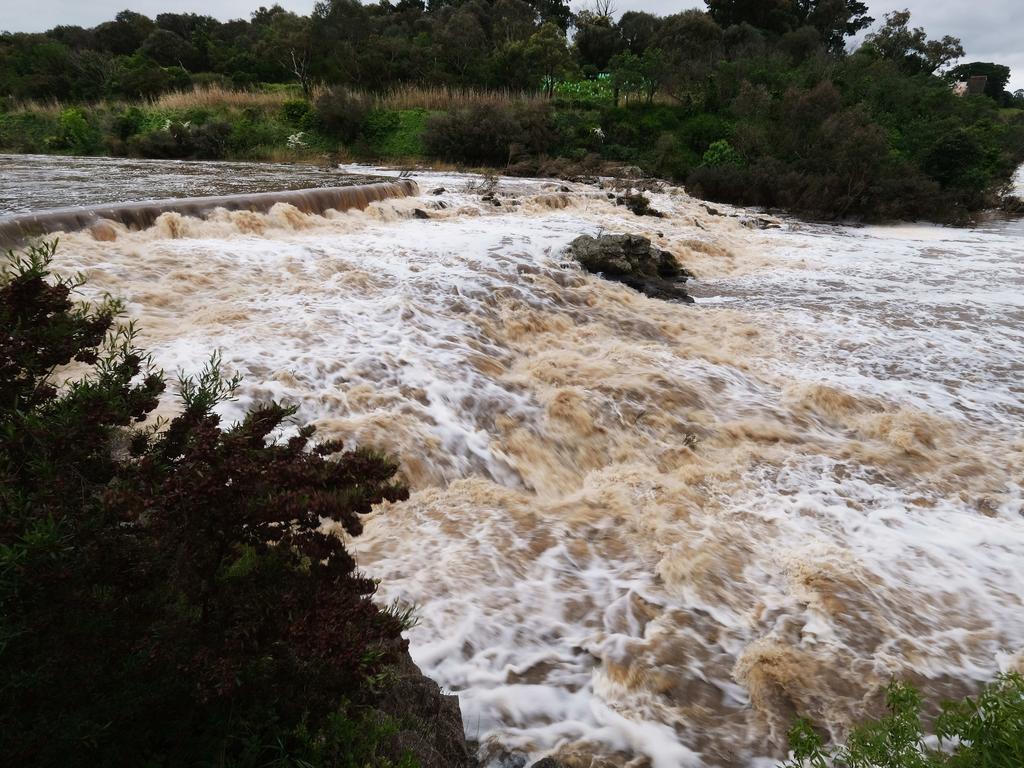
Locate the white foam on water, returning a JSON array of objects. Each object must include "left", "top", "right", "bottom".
[{"left": 28, "top": 162, "right": 1024, "bottom": 767}]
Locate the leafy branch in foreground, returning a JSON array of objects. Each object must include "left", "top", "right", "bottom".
[
  {"left": 782, "top": 674, "right": 1024, "bottom": 768},
  {"left": 0, "top": 241, "right": 415, "bottom": 767}
]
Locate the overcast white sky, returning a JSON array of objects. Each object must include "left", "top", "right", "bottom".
[{"left": 2, "top": 1, "right": 1021, "bottom": 90}]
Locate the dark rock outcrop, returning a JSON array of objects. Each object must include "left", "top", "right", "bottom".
[
  {"left": 615, "top": 193, "right": 664, "bottom": 218},
  {"left": 567, "top": 233, "right": 694, "bottom": 303},
  {"left": 373, "top": 645, "right": 473, "bottom": 768}
]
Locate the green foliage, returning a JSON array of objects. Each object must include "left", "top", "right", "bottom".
[
  {"left": 44, "top": 108, "right": 102, "bottom": 154},
  {"left": 316, "top": 88, "right": 372, "bottom": 143},
  {"left": 553, "top": 77, "right": 614, "bottom": 106},
  {"left": 947, "top": 62, "right": 1012, "bottom": 103},
  {"left": 128, "top": 118, "right": 233, "bottom": 159},
  {"left": 781, "top": 675, "right": 1024, "bottom": 768},
  {"left": 0, "top": 111, "right": 60, "bottom": 154},
  {"left": 702, "top": 138, "right": 743, "bottom": 167},
  {"left": 0, "top": 242, "right": 415, "bottom": 767},
  {"left": 360, "top": 109, "right": 430, "bottom": 158},
  {"left": 281, "top": 97, "right": 313, "bottom": 126},
  {"left": 424, "top": 102, "right": 558, "bottom": 166},
  {"left": 680, "top": 112, "right": 733, "bottom": 154},
  {"left": 228, "top": 109, "right": 288, "bottom": 154}
]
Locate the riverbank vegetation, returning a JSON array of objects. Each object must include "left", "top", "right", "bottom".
[
  {"left": 0, "top": 241, "right": 459, "bottom": 766},
  {"left": 3, "top": 2, "right": 1024, "bottom": 219},
  {"left": 783, "top": 674, "right": 1024, "bottom": 767}
]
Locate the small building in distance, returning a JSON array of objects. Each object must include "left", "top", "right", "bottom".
[
  {"left": 953, "top": 75, "right": 989, "bottom": 97},
  {"left": 967, "top": 75, "right": 989, "bottom": 95}
]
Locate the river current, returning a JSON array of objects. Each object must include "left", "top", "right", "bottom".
[{"left": 2, "top": 155, "right": 1022, "bottom": 767}]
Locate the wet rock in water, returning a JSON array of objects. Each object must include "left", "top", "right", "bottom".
[
  {"left": 371, "top": 645, "right": 473, "bottom": 767},
  {"left": 529, "top": 759, "right": 564, "bottom": 768},
  {"left": 413, "top": 208, "right": 432, "bottom": 219},
  {"left": 616, "top": 193, "right": 664, "bottom": 218},
  {"left": 90, "top": 221, "right": 118, "bottom": 242},
  {"left": 430, "top": 187, "right": 446, "bottom": 195},
  {"left": 740, "top": 215, "right": 780, "bottom": 229},
  {"left": 567, "top": 233, "right": 694, "bottom": 303}
]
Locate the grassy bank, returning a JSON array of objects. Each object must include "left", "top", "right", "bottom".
[
  {"left": 3, "top": 80, "right": 1023, "bottom": 221},
  {"left": 0, "top": 84, "right": 539, "bottom": 163}
]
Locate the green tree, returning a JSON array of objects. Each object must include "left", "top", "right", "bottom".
[
  {"left": 573, "top": 8, "right": 622, "bottom": 74},
  {"left": 138, "top": 28, "right": 201, "bottom": 69},
  {"left": 609, "top": 47, "right": 665, "bottom": 103},
  {"left": 794, "top": 0, "right": 872, "bottom": 53},
  {"left": 706, "top": 0, "right": 799, "bottom": 35},
  {"left": 617, "top": 10, "right": 662, "bottom": 54},
  {"left": 947, "top": 62, "right": 1013, "bottom": 102},
  {"left": 0, "top": 242, "right": 415, "bottom": 767},
  {"left": 654, "top": 10, "right": 724, "bottom": 106},
  {"left": 525, "top": 21, "right": 574, "bottom": 94},
  {"left": 864, "top": 10, "right": 964, "bottom": 75},
  {"left": 93, "top": 10, "right": 154, "bottom": 55}
]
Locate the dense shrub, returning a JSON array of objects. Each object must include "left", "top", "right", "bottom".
[
  {"left": 0, "top": 242, "right": 413, "bottom": 767},
  {"left": 0, "top": 111, "right": 59, "bottom": 154},
  {"left": 228, "top": 107, "right": 286, "bottom": 153},
  {"left": 424, "top": 102, "right": 560, "bottom": 166},
  {"left": 281, "top": 97, "right": 314, "bottom": 126},
  {"left": 128, "top": 119, "right": 232, "bottom": 159},
  {"left": 782, "top": 675, "right": 1024, "bottom": 767},
  {"left": 424, "top": 103, "right": 521, "bottom": 165},
  {"left": 360, "top": 109, "right": 430, "bottom": 157},
  {"left": 316, "top": 87, "right": 372, "bottom": 143},
  {"left": 113, "top": 105, "right": 147, "bottom": 140},
  {"left": 702, "top": 138, "right": 743, "bottom": 167},
  {"left": 43, "top": 107, "right": 102, "bottom": 154}
]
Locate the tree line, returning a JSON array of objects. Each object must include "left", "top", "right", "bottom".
[
  {"left": 2, "top": 2, "right": 1023, "bottom": 221},
  {"left": 2, "top": 1, "right": 1022, "bottom": 105}
]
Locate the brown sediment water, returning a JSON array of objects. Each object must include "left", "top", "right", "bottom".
[
  {"left": 0, "top": 180, "right": 418, "bottom": 247},
  {"left": 11, "top": 159, "right": 1024, "bottom": 768}
]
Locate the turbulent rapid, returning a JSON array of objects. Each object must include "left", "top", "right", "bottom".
[{"left": 9, "top": 157, "right": 1024, "bottom": 767}]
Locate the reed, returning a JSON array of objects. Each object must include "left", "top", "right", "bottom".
[
  {"left": 6, "top": 84, "right": 549, "bottom": 118},
  {"left": 7, "top": 98, "right": 67, "bottom": 116},
  {"left": 149, "top": 84, "right": 309, "bottom": 110},
  {"left": 371, "top": 84, "right": 546, "bottom": 111}
]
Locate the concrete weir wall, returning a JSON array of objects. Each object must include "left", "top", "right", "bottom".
[{"left": 0, "top": 179, "right": 419, "bottom": 247}]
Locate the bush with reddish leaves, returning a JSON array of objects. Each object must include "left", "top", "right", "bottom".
[{"left": 0, "top": 242, "right": 414, "bottom": 767}]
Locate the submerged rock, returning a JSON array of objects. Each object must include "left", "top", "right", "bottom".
[
  {"left": 567, "top": 233, "right": 694, "bottom": 303},
  {"left": 413, "top": 208, "right": 432, "bottom": 219},
  {"left": 615, "top": 193, "right": 664, "bottom": 218}
]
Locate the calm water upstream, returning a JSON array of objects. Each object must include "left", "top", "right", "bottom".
[
  {"left": 4, "top": 156, "right": 1023, "bottom": 767},
  {"left": 0, "top": 153, "right": 372, "bottom": 214}
]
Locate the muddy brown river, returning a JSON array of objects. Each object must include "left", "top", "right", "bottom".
[{"left": 3, "top": 155, "right": 1022, "bottom": 767}]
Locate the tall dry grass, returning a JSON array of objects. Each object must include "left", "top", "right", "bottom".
[
  {"left": 371, "top": 84, "right": 545, "bottom": 110},
  {"left": 150, "top": 84, "right": 310, "bottom": 110},
  {"left": 154, "top": 83, "right": 548, "bottom": 111},
  {"left": 6, "top": 83, "right": 550, "bottom": 117}
]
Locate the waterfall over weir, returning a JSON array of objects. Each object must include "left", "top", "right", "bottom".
[{"left": 0, "top": 179, "right": 418, "bottom": 247}]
